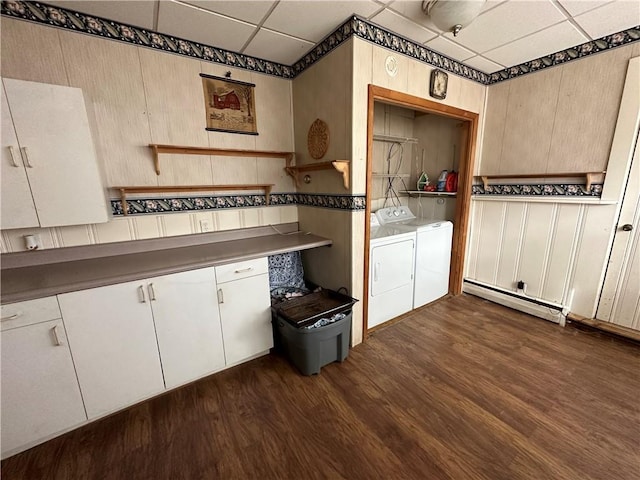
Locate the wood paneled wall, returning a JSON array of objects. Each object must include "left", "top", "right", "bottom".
[
  {"left": 0, "top": 19, "right": 296, "bottom": 252},
  {"left": 468, "top": 45, "right": 640, "bottom": 320},
  {"left": 480, "top": 42, "right": 640, "bottom": 175}
]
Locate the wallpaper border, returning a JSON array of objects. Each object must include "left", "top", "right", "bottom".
[
  {"left": 471, "top": 183, "right": 603, "bottom": 197},
  {"left": 2, "top": 2, "right": 638, "bottom": 85},
  {"left": 111, "top": 193, "right": 367, "bottom": 216}
]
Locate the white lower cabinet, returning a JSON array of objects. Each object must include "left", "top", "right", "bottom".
[
  {"left": 1, "top": 298, "right": 87, "bottom": 458},
  {"left": 2, "top": 257, "right": 274, "bottom": 457},
  {"left": 150, "top": 267, "right": 226, "bottom": 389},
  {"left": 216, "top": 258, "right": 273, "bottom": 365},
  {"left": 58, "top": 281, "right": 166, "bottom": 419}
]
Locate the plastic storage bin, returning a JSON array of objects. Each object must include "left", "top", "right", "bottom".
[{"left": 272, "top": 289, "right": 357, "bottom": 375}]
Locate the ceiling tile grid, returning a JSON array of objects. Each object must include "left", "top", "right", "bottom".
[{"left": 4, "top": 1, "right": 640, "bottom": 85}]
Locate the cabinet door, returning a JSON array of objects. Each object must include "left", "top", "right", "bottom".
[
  {"left": 58, "top": 282, "right": 165, "bottom": 419},
  {"left": 150, "top": 268, "right": 226, "bottom": 389},
  {"left": 218, "top": 273, "right": 273, "bottom": 365},
  {"left": 3, "top": 78, "right": 108, "bottom": 227},
  {"left": 1, "top": 319, "right": 87, "bottom": 457},
  {"left": 0, "top": 84, "right": 38, "bottom": 229}
]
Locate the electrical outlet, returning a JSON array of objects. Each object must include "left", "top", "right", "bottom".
[{"left": 199, "top": 219, "right": 212, "bottom": 232}]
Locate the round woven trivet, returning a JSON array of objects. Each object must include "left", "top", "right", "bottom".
[{"left": 307, "top": 118, "right": 329, "bottom": 159}]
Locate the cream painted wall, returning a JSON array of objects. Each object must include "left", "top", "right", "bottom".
[
  {"left": 371, "top": 103, "right": 413, "bottom": 211},
  {"left": 467, "top": 43, "right": 640, "bottom": 319},
  {"left": 0, "top": 19, "right": 296, "bottom": 252}
]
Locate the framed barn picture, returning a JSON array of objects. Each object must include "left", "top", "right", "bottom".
[{"left": 200, "top": 73, "right": 258, "bottom": 135}]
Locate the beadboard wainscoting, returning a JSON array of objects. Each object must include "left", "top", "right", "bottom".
[{"left": 465, "top": 197, "right": 618, "bottom": 319}]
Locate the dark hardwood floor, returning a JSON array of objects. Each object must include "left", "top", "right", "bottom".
[{"left": 2, "top": 294, "right": 639, "bottom": 479}]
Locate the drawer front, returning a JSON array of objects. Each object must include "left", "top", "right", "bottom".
[
  {"left": 215, "top": 257, "right": 268, "bottom": 284},
  {"left": 1, "top": 297, "right": 61, "bottom": 331}
]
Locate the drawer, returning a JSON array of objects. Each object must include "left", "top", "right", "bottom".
[
  {"left": 215, "top": 257, "right": 268, "bottom": 284},
  {"left": 1, "top": 296, "right": 61, "bottom": 331}
]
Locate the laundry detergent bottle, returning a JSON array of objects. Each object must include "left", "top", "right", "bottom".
[{"left": 436, "top": 170, "right": 448, "bottom": 192}]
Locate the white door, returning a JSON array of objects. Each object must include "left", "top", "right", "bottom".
[
  {"left": 217, "top": 273, "right": 272, "bottom": 366},
  {"left": 1, "top": 319, "right": 87, "bottom": 457},
  {"left": 3, "top": 78, "right": 108, "bottom": 227},
  {"left": 150, "top": 268, "right": 226, "bottom": 389},
  {"left": 1, "top": 84, "right": 38, "bottom": 229},
  {"left": 59, "top": 281, "right": 165, "bottom": 419},
  {"left": 370, "top": 239, "right": 415, "bottom": 297},
  {"left": 596, "top": 135, "right": 640, "bottom": 330}
]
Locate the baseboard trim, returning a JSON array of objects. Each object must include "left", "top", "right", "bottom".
[{"left": 566, "top": 313, "right": 640, "bottom": 343}]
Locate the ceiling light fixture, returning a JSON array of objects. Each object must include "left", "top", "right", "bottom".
[{"left": 422, "top": 0, "right": 486, "bottom": 37}]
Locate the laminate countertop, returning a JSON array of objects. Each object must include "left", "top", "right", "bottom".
[{"left": 1, "top": 231, "right": 331, "bottom": 304}]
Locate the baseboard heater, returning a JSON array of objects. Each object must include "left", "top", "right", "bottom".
[{"left": 462, "top": 278, "right": 565, "bottom": 324}]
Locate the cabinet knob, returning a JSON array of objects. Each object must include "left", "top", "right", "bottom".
[
  {"left": 621, "top": 224, "right": 633, "bottom": 232},
  {"left": 217, "top": 288, "right": 224, "bottom": 304}
]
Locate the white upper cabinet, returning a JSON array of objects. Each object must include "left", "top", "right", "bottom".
[
  {"left": 1, "top": 78, "right": 109, "bottom": 229},
  {"left": 1, "top": 86, "right": 38, "bottom": 229}
]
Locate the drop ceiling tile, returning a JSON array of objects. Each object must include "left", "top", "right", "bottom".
[
  {"left": 157, "top": 1, "right": 257, "bottom": 52},
  {"left": 464, "top": 55, "right": 505, "bottom": 74},
  {"left": 182, "top": 0, "right": 276, "bottom": 25},
  {"left": 573, "top": 1, "right": 640, "bottom": 39},
  {"left": 425, "top": 36, "right": 476, "bottom": 62},
  {"left": 445, "top": 0, "right": 567, "bottom": 53},
  {"left": 485, "top": 21, "right": 588, "bottom": 67},
  {"left": 557, "top": 0, "right": 613, "bottom": 17},
  {"left": 388, "top": 0, "right": 506, "bottom": 34},
  {"left": 263, "top": 1, "right": 381, "bottom": 43},
  {"left": 243, "top": 28, "right": 314, "bottom": 65},
  {"left": 45, "top": 1, "right": 156, "bottom": 29},
  {"left": 370, "top": 8, "right": 438, "bottom": 43}
]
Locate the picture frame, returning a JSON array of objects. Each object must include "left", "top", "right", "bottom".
[
  {"left": 429, "top": 69, "right": 448, "bottom": 100},
  {"left": 200, "top": 73, "right": 258, "bottom": 135}
]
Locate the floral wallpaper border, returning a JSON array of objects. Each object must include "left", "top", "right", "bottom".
[
  {"left": 293, "top": 15, "right": 490, "bottom": 84},
  {"left": 111, "top": 193, "right": 366, "bottom": 216},
  {"left": 1, "top": 0, "right": 295, "bottom": 78},
  {"left": 471, "top": 183, "right": 603, "bottom": 197},
  {"left": 488, "top": 25, "right": 640, "bottom": 84},
  {"left": 2, "top": 2, "right": 638, "bottom": 85}
]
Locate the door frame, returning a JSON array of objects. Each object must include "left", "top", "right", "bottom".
[{"left": 362, "top": 85, "right": 479, "bottom": 337}]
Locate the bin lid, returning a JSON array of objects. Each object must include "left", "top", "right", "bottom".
[{"left": 272, "top": 289, "right": 357, "bottom": 328}]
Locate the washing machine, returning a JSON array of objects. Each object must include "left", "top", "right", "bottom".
[
  {"left": 368, "top": 213, "right": 416, "bottom": 329},
  {"left": 376, "top": 207, "right": 453, "bottom": 309}
]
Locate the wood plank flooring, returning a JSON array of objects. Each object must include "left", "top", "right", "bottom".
[{"left": 2, "top": 294, "right": 639, "bottom": 479}]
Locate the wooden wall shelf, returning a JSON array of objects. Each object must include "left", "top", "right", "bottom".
[
  {"left": 112, "top": 184, "right": 274, "bottom": 215},
  {"left": 285, "top": 158, "right": 350, "bottom": 189},
  {"left": 478, "top": 171, "right": 606, "bottom": 190},
  {"left": 149, "top": 144, "right": 294, "bottom": 176}
]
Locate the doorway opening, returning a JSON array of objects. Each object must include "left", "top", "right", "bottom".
[{"left": 363, "top": 85, "right": 479, "bottom": 336}]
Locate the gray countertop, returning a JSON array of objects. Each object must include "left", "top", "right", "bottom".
[{"left": 1, "top": 232, "right": 331, "bottom": 304}]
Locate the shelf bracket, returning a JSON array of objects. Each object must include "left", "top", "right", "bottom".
[
  {"left": 284, "top": 158, "right": 350, "bottom": 190},
  {"left": 332, "top": 161, "right": 350, "bottom": 190}
]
